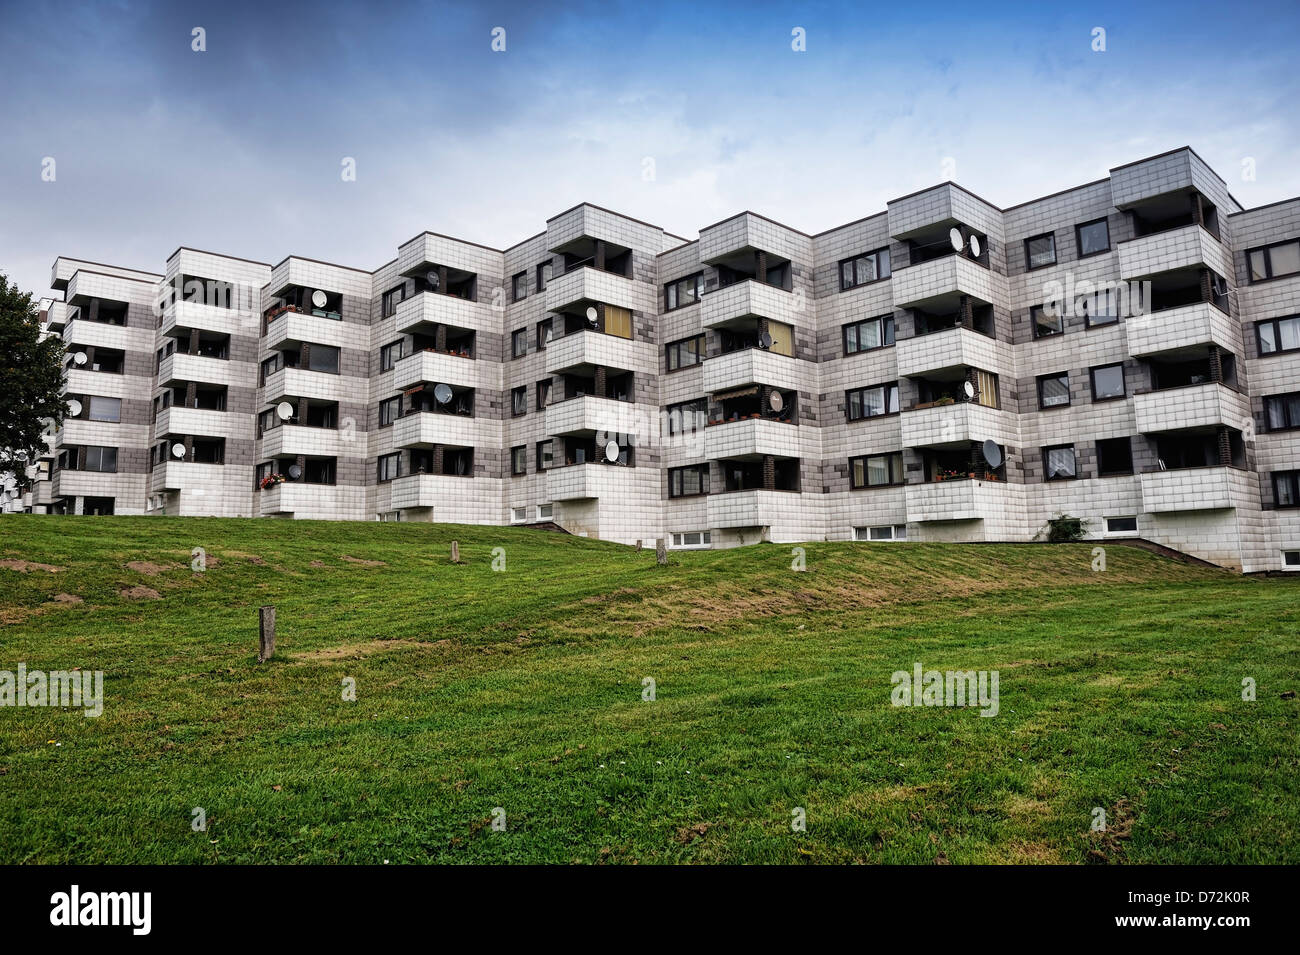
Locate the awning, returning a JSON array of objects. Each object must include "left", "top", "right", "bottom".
[{"left": 713, "top": 386, "right": 760, "bottom": 401}]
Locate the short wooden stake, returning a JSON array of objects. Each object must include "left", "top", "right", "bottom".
[
  {"left": 450, "top": 540, "right": 461, "bottom": 563},
  {"left": 656, "top": 538, "right": 667, "bottom": 565},
  {"left": 258, "top": 605, "right": 276, "bottom": 662}
]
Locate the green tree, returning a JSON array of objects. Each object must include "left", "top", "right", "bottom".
[{"left": 1, "top": 272, "right": 66, "bottom": 488}]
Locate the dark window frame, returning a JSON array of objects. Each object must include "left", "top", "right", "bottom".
[
  {"left": 1031, "top": 303, "right": 1064, "bottom": 339},
  {"left": 1043, "top": 444, "right": 1078, "bottom": 481},
  {"left": 1037, "top": 372, "right": 1071, "bottom": 409},
  {"left": 1256, "top": 315, "right": 1300, "bottom": 356},
  {"left": 665, "top": 334, "right": 706, "bottom": 372},
  {"left": 1075, "top": 218, "right": 1111, "bottom": 258},
  {"left": 664, "top": 272, "right": 704, "bottom": 311},
  {"left": 381, "top": 284, "right": 407, "bottom": 318},
  {"left": 1024, "top": 232, "right": 1057, "bottom": 271},
  {"left": 511, "top": 386, "right": 527, "bottom": 417},
  {"left": 1247, "top": 239, "right": 1300, "bottom": 284},
  {"left": 536, "top": 260, "right": 553, "bottom": 292},
  {"left": 509, "top": 445, "right": 527, "bottom": 476},
  {"left": 838, "top": 248, "right": 892, "bottom": 291},
  {"left": 378, "top": 396, "right": 401, "bottom": 428},
  {"left": 845, "top": 382, "right": 900, "bottom": 421},
  {"left": 842, "top": 314, "right": 896, "bottom": 355},
  {"left": 535, "top": 439, "right": 554, "bottom": 472},
  {"left": 536, "top": 317, "right": 553, "bottom": 351},
  {"left": 511, "top": 271, "right": 528, "bottom": 302},
  {"left": 1273, "top": 470, "right": 1300, "bottom": 508},
  {"left": 377, "top": 452, "right": 401, "bottom": 483},
  {"left": 668, "top": 463, "right": 710, "bottom": 498},
  {"left": 1264, "top": 391, "right": 1300, "bottom": 432},
  {"left": 1090, "top": 362, "right": 1126, "bottom": 402},
  {"left": 511, "top": 328, "right": 528, "bottom": 359},
  {"left": 380, "top": 339, "right": 404, "bottom": 372},
  {"left": 849, "top": 451, "right": 905, "bottom": 489},
  {"left": 1096, "top": 436, "right": 1135, "bottom": 477}
]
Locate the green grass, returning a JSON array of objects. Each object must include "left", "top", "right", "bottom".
[{"left": 1, "top": 515, "right": 1297, "bottom": 864}]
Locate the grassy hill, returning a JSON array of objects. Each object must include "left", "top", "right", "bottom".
[{"left": 1, "top": 515, "right": 1297, "bottom": 863}]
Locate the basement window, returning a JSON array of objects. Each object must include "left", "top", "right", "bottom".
[
  {"left": 854, "top": 525, "right": 908, "bottom": 542},
  {"left": 536, "top": 503, "right": 553, "bottom": 520},
  {"left": 1282, "top": 551, "right": 1300, "bottom": 568},
  {"left": 670, "top": 531, "right": 712, "bottom": 549},
  {"left": 1105, "top": 516, "right": 1138, "bottom": 535},
  {"left": 511, "top": 506, "right": 527, "bottom": 524}
]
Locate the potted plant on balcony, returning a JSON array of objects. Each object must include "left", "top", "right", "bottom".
[
  {"left": 259, "top": 473, "right": 286, "bottom": 491},
  {"left": 936, "top": 396, "right": 956, "bottom": 406}
]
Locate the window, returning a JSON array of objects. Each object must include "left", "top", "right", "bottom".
[
  {"left": 512, "top": 272, "right": 528, "bottom": 302},
  {"left": 1097, "top": 437, "right": 1134, "bottom": 476},
  {"left": 536, "top": 440, "right": 553, "bottom": 471},
  {"left": 84, "top": 446, "right": 118, "bottom": 473},
  {"left": 536, "top": 503, "right": 553, "bottom": 521},
  {"left": 604, "top": 305, "right": 633, "bottom": 339},
  {"left": 850, "top": 452, "right": 904, "bottom": 489},
  {"left": 767, "top": 320, "right": 794, "bottom": 357},
  {"left": 1274, "top": 470, "right": 1300, "bottom": 508},
  {"left": 536, "top": 318, "right": 553, "bottom": 350},
  {"left": 843, "top": 314, "right": 895, "bottom": 354},
  {"left": 1031, "top": 303, "right": 1063, "bottom": 338},
  {"left": 536, "top": 379, "right": 552, "bottom": 410},
  {"left": 511, "top": 506, "right": 528, "bottom": 523},
  {"left": 1081, "top": 292, "right": 1119, "bottom": 328},
  {"left": 1264, "top": 392, "right": 1300, "bottom": 431},
  {"left": 380, "top": 340, "right": 404, "bottom": 371},
  {"left": 665, "top": 334, "right": 706, "bottom": 371},
  {"left": 974, "top": 369, "right": 999, "bottom": 408},
  {"left": 1091, "top": 363, "right": 1126, "bottom": 401},
  {"left": 846, "top": 382, "right": 899, "bottom": 421},
  {"left": 379, "top": 396, "right": 401, "bottom": 427},
  {"left": 666, "top": 399, "right": 707, "bottom": 435},
  {"left": 511, "top": 386, "right": 527, "bottom": 417},
  {"left": 1248, "top": 239, "right": 1300, "bottom": 283},
  {"left": 381, "top": 284, "right": 406, "bottom": 318},
  {"left": 511, "top": 329, "right": 527, "bottom": 358},
  {"left": 854, "top": 524, "right": 908, "bottom": 541},
  {"left": 1105, "top": 516, "right": 1138, "bottom": 535},
  {"left": 1076, "top": 218, "right": 1110, "bottom": 257},
  {"left": 1043, "top": 445, "right": 1077, "bottom": 480},
  {"left": 668, "top": 464, "right": 710, "bottom": 498},
  {"left": 87, "top": 396, "right": 122, "bottom": 422},
  {"left": 377, "top": 453, "right": 401, "bottom": 482},
  {"left": 1284, "top": 551, "right": 1300, "bottom": 567},
  {"left": 536, "top": 261, "right": 553, "bottom": 292},
  {"left": 510, "top": 446, "right": 527, "bottom": 476},
  {"left": 307, "top": 345, "right": 340, "bottom": 374},
  {"left": 839, "top": 248, "right": 891, "bottom": 290},
  {"left": 1257, "top": 315, "right": 1300, "bottom": 355},
  {"left": 1037, "top": 372, "right": 1070, "bottom": 409},
  {"left": 1025, "top": 233, "right": 1057, "bottom": 270},
  {"left": 664, "top": 273, "right": 704, "bottom": 310},
  {"left": 670, "top": 531, "right": 712, "bottom": 548}
]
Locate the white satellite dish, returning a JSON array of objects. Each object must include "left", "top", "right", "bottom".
[
  {"left": 171, "top": 443, "right": 186, "bottom": 459},
  {"left": 275, "top": 401, "right": 294, "bottom": 420},
  {"left": 604, "top": 441, "right": 621, "bottom": 463},
  {"left": 288, "top": 464, "right": 303, "bottom": 480},
  {"left": 982, "top": 440, "right": 1003, "bottom": 469},
  {"left": 949, "top": 227, "right": 964, "bottom": 253},
  {"left": 66, "top": 399, "right": 83, "bottom": 417},
  {"left": 768, "top": 391, "right": 784, "bottom": 413},
  {"left": 73, "top": 351, "right": 88, "bottom": 366},
  {"left": 969, "top": 235, "right": 982, "bottom": 258},
  {"left": 962, "top": 380, "right": 976, "bottom": 400},
  {"left": 433, "top": 383, "right": 453, "bottom": 405},
  {"left": 585, "top": 306, "right": 599, "bottom": 326},
  {"left": 311, "top": 289, "right": 328, "bottom": 309}
]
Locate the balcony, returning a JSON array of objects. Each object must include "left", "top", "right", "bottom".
[
  {"left": 63, "top": 316, "right": 132, "bottom": 352},
  {"left": 544, "top": 265, "right": 651, "bottom": 314},
  {"left": 896, "top": 326, "right": 1002, "bottom": 378},
  {"left": 393, "top": 290, "right": 495, "bottom": 337},
  {"left": 160, "top": 299, "right": 253, "bottom": 337},
  {"left": 905, "top": 477, "right": 1008, "bottom": 523},
  {"left": 545, "top": 462, "right": 634, "bottom": 501},
  {"left": 263, "top": 310, "right": 352, "bottom": 351},
  {"left": 1133, "top": 383, "right": 1251, "bottom": 435},
  {"left": 701, "top": 348, "right": 803, "bottom": 394},
  {"left": 901, "top": 401, "right": 1015, "bottom": 449},
  {"left": 389, "top": 473, "right": 480, "bottom": 511},
  {"left": 153, "top": 461, "right": 227, "bottom": 492},
  {"left": 155, "top": 406, "right": 251, "bottom": 441},
  {"left": 544, "top": 329, "right": 655, "bottom": 375},
  {"left": 698, "top": 280, "right": 800, "bottom": 329},
  {"left": 544, "top": 395, "right": 644, "bottom": 438},
  {"left": 1117, "top": 223, "right": 1232, "bottom": 281},
  {"left": 259, "top": 424, "right": 354, "bottom": 458},
  {"left": 260, "top": 366, "right": 352, "bottom": 403},
  {"left": 159, "top": 352, "right": 239, "bottom": 388},
  {"left": 392, "top": 349, "right": 494, "bottom": 392},
  {"left": 704, "top": 418, "right": 799, "bottom": 460},
  {"left": 1140, "top": 465, "right": 1252, "bottom": 513},
  {"left": 891, "top": 253, "right": 999, "bottom": 309},
  {"left": 706, "top": 488, "right": 791, "bottom": 529},
  {"left": 390, "top": 410, "right": 495, "bottom": 450},
  {"left": 1124, "top": 302, "right": 1240, "bottom": 357}
]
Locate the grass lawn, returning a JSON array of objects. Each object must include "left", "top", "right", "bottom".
[{"left": 0, "top": 515, "right": 1297, "bottom": 864}]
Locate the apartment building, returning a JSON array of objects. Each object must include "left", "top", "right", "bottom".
[{"left": 26, "top": 147, "right": 1300, "bottom": 572}]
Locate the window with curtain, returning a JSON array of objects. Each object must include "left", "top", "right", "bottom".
[{"left": 604, "top": 306, "right": 633, "bottom": 339}]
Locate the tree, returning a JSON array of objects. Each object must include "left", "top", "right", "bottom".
[{"left": 1, "top": 272, "right": 66, "bottom": 488}]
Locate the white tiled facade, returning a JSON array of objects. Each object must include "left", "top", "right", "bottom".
[{"left": 26, "top": 148, "right": 1300, "bottom": 572}]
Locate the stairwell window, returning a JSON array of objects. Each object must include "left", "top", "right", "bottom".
[
  {"left": 381, "top": 284, "right": 406, "bottom": 318},
  {"left": 510, "top": 446, "right": 526, "bottom": 476},
  {"left": 511, "top": 386, "right": 527, "bottom": 417},
  {"left": 511, "top": 329, "right": 527, "bottom": 358},
  {"left": 839, "top": 248, "right": 891, "bottom": 290},
  {"left": 380, "top": 340, "right": 404, "bottom": 371},
  {"left": 1043, "top": 445, "right": 1077, "bottom": 480},
  {"left": 536, "top": 440, "right": 554, "bottom": 471},
  {"left": 377, "top": 453, "right": 401, "bottom": 482},
  {"left": 379, "top": 396, "right": 401, "bottom": 427},
  {"left": 1025, "top": 233, "right": 1057, "bottom": 270}
]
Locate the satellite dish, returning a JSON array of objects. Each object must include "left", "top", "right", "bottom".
[
  {"left": 171, "top": 443, "right": 186, "bottom": 459},
  {"left": 66, "top": 399, "right": 83, "bottom": 417},
  {"left": 962, "top": 380, "right": 976, "bottom": 400},
  {"left": 757, "top": 332, "right": 773, "bottom": 350},
  {"left": 969, "top": 235, "right": 982, "bottom": 258},
  {"left": 73, "top": 351, "right": 88, "bottom": 366},
  {"left": 768, "top": 391, "right": 784, "bottom": 413},
  {"left": 604, "top": 441, "right": 620, "bottom": 463},
  {"left": 275, "top": 401, "right": 294, "bottom": 420},
  {"left": 311, "top": 289, "right": 328, "bottom": 309},
  {"left": 433, "top": 383, "right": 453, "bottom": 405},
  {"left": 425, "top": 270, "right": 440, "bottom": 291},
  {"left": 949, "top": 227, "right": 964, "bottom": 253},
  {"left": 982, "top": 440, "right": 1003, "bottom": 469},
  {"left": 288, "top": 464, "right": 303, "bottom": 480},
  {"left": 13, "top": 450, "right": 28, "bottom": 462},
  {"left": 585, "top": 306, "right": 599, "bottom": 327}
]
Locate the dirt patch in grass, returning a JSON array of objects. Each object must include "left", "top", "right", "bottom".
[
  {"left": 120, "top": 585, "right": 162, "bottom": 600},
  {"left": 675, "top": 822, "right": 712, "bottom": 844},
  {"left": 290, "top": 639, "right": 420, "bottom": 661},
  {"left": 0, "top": 559, "right": 64, "bottom": 573},
  {"left": 340, "top": 556, "right": 386, "bottom": 567},
  {"left": 50, "top": 594, "right": 84, "bottom": 604},
  {"left": 126, "top": 561, "right": 174, "bottom": 576},
  {"left": 1087, "top": 797, "right": 1136, "bottom": 863},
  {"left": 224, "top": 551, "right": 266, "bottom": 565}
]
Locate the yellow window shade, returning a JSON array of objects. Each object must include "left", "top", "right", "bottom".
[
  {"left": 604, "top": 306, "right": 632, "bottom": 339},
  {"left": 768, "top": 320, "right": 794, "bottom": 356}
]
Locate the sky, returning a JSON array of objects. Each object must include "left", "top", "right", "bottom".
[{"left": 2, "top": 0, "right": 1299, "bottom": 298}]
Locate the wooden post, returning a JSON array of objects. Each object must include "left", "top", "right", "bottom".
[
  {"left": 656, "top": 539, "right": 667, "bottom": 565},
  {"left": 258, "top": 606, "right": 276, "bottom": 662},
  {"left": 635, "top": 540, "right": 642, "bottom": 552},
  {"left": 450, "top": 540, "right": 461, "bottom": 564}
]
